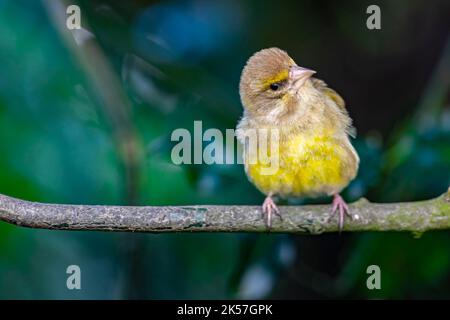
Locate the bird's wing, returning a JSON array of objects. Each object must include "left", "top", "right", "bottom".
[
  {"left": 311, "top": 78, "right": 357, "bottom": 138},
  {"left": 311, "top": 78, "right": 346, "bottom": 110}
]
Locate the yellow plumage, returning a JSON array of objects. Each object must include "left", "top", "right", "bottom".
[
  {"left": 245, "top": 132, "right": 356, "bottom": 198},
  {"left": 237, "top": 47, "right": 359, "bottom": 228}
]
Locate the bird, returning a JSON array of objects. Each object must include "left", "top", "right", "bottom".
[{"left": 236, "top": 47, "right": 359, "bottom": 231}]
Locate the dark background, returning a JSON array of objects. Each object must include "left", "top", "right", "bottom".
[{"left": 0, "top": 0, "right": 449, "bottom": 299}]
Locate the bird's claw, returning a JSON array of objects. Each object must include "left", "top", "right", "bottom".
[
  {"left": 328, "top": 194, "right": 352, "bottom": 233},
  {"left": 262, "top": 196, "right": 281, "bottom": 228}
]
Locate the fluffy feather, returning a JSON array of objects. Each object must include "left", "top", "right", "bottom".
[{"left": 237, "top": 48, "right": 359, "bottom": 199}]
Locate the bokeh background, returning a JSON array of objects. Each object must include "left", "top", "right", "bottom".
[{"left": 0, "top": 0, "right": 450, "bottom": 299}]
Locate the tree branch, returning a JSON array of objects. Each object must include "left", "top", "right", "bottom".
[{"left": 1, "top": 190, "right": 450, "bottom": 234}]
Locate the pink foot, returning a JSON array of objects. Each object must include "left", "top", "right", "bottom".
[
  {"left": 262, "top": 196, "right": 281, "bottom": 228},
  {"left": 329, "top": 194, "right": 352, "bottom": 233}
]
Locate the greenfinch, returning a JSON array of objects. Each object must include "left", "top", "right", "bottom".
[{"left": 236, "top": 47, "right": 359, "bottom": 231}]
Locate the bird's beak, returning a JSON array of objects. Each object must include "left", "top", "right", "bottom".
[{"left": 289, "top": 66, "right": 316, "bottom": 87}]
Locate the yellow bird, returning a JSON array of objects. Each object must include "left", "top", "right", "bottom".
[{"left": 236, "top": 48, "right": 359, "bottom": 231}]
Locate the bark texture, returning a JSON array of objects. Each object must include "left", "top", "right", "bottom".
[{"left": 1, "top": 190, "right": 450, "bottom": 234}]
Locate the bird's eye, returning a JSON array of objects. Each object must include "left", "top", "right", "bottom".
[{"left": 270, "top": 83, "right": 280, "bottom": 91}]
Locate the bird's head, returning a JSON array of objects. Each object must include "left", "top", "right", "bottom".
[{"left": 239, "top": 47, "right": 316, "bottom": 119}]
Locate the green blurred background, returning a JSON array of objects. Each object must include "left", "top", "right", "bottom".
[{"left": 0, "top": 0, "right": 450, "bottom": 299}]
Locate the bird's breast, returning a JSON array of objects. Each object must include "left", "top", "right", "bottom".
[{"left": 244, "top": 132, "right": 358, "bottom": 198}]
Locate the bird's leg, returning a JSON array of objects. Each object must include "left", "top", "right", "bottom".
[
  {"left": 262, "top": 194, "right": 281, "bottom": 228},
  {"left": 329, "top": 194, "right": 352, "bottom": 233}
]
